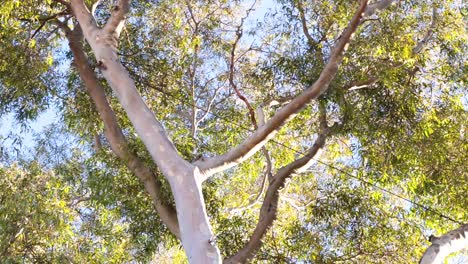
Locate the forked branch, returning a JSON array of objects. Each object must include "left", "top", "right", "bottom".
[
  {"left": 196, "top": 0, "right": 369, "bottom": 180},
  {"left": 59, "top": 20, "right": 180, "bottom": 238},
  {"left": 103, "top": 0, "right": 130, "bottom": 37},
  {"left": 69, "top": 0, "right": 99, "bottom": 43},
  {"left": 224, "top": 125, "right": 331, "bottom": 263}
]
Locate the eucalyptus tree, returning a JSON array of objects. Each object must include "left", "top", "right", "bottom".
[{"left": 0, "top": 0, "right": 466, "bottom": 263}]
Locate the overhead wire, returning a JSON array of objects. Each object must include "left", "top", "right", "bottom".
[
  {"left": 271, "top": 140, "right": 464, "bottom": 225},
  {"left": 139, "top": 76, "right": 464, "bottom": 225}
]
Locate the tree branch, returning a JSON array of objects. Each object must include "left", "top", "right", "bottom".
[
  {"left": 23, "top": 10, "right": 70, "bottom": 39},
  {"left": 346, "top": 77, "right": 379, "bottom": 91},
  {"left": 70, "top": 1, "right": 222, "bottom": 260},
  {"left": 296, "top": 0, "right": 316, "bottom": 47},
  {"left": 420, "top": 224, "right": 468, "bottom": 264},
  {"left": 364, "top": 0, "right": 396, "bottom": 17},
  {"left": 224, "top": 127, "right": 330, "bottom": 263},
  {"left": 413, "top": 6, "right": 437, "bottom": 54},
  {"left": 229, "top": 27, "right": 257, "bottom": 129},
  {"left": 103, "top": 0, "right": 130, "bottom": 37},
  {"left": 228, "top": 156, "right": 272, "bottom": 215},
  {"left": 61, "top": 22, "right": 180, "bottom": 238},
  {"left": 228, "top": 21, "right": 274, "bottom": 215},
  {"left": 70, "top": 0, "right": 98, "bottom": 37},
  {"left": 196, "top": 0, "right": 369, "bottom": 180}
]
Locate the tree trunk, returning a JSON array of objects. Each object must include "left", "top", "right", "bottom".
[
  {"left": 68, "top": 0, "right": 369, "bottom": 262},
  {"left": 70, "top": 1, "right": 221, "bottom": 262},
  {"left": 87, "top": 31, "right": 221, "bottom": 264}
]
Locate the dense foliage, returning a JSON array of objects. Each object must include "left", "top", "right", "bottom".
[{"left": 0, "top": 0, "right": 466, "bottom": 262}]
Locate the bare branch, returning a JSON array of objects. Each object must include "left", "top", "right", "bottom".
[
  {"left": 93, "top": 133, "right": 102, "bottom": 152},
  {"left": 296, "top": 0, "right": 316, "bottom": 47},
  {"left": 224, "top": 128, "right": 330, "bottom": 263},
  {"left": 229, "top": 27, "right": 258, "bottom": 128},
  {"left": 196, "top": 0, "right": 369, "bottom": 180},
  {"left": 346, "top": 77, "right": 379, "bottom": 91},
  {"left": 228, "top": 2, "right": 259, "bottom": 129},
  {"left": 103, "top": 0, "right": 130, "bottom": 37},
  {"left": 196, "top": 84, "right": 223, "bottom": 126},
  {"left": 413, "top": 6, "right": 438, "bottom": 54},
  {"left": 185, "top": 0, "right": 199, "bottom": 29},
  {"left": 70, "top": 0, "right": 98, "bottom": 35}
]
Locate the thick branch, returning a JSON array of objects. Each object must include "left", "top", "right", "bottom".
[
  {"left": 420, "top": 224, "right": 468, "bottom": 264},
  {"left": 103, "top": 0, "right": 130, "bottom": 37},
  {"left": 196, "top": 0, "right": 369, "bottom": 179},
  {"left": 224, "top": 128, "right": 330, "bottom": 263},
  {"left": 71, "top": 0, "right": 189, "bottom": 178},
  {"left": 63, "top": 23, "right": 180, "bottom": 238},
  {"left": 70, "top": 0, "right": 98, "bottom": 35},
  {"left": 364, "top": 0, "right": 396, "bottom": 17},
  {"left": 70, "top": 1, "right": 221, "bottom": 261}
]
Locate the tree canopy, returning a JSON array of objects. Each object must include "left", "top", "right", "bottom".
[{"left": 0, "top": 0, "right": 466, "bottom": 263}]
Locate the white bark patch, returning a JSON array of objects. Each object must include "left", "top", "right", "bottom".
[
  {"left": 176, "top": 175, "right": 183, "bottom": 184},
  {"left": 296, "top": 148, "right": 323, "bottom": 173},
  {"left": 343, "top": 43, "right": 350, "bottom": 51},
  {"left": 159, "top": 145, "right": 165, "bottom": 153},
  {"left": 199, "top": 222, "right": 211, "bottom": 236}
]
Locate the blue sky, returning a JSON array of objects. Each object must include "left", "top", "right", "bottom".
[{"left": 0, "top": 1, "right": 466, "bottom": 261}]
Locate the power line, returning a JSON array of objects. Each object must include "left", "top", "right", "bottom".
[
  {"left": 144, "top": 80, "right": 463, "bottom": 225},
  {"left": 271, "top": 140, "right": 464, "bottom": 225}
]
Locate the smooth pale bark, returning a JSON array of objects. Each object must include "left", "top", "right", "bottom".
[
  {"left": 69, "top": 0, "right": 367, "bottom": 262},
  {"left": 70, "top": 0, "right": 221, "bottom": 262},
  {"left": 195, "top": 0, "right": 369, "bottom": 180},
  {"left": 63, "top": 24, "right": 180, "bottom": 237},
  {"left": 420, "top": 224, "right": 468, "bottom": 264}
]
